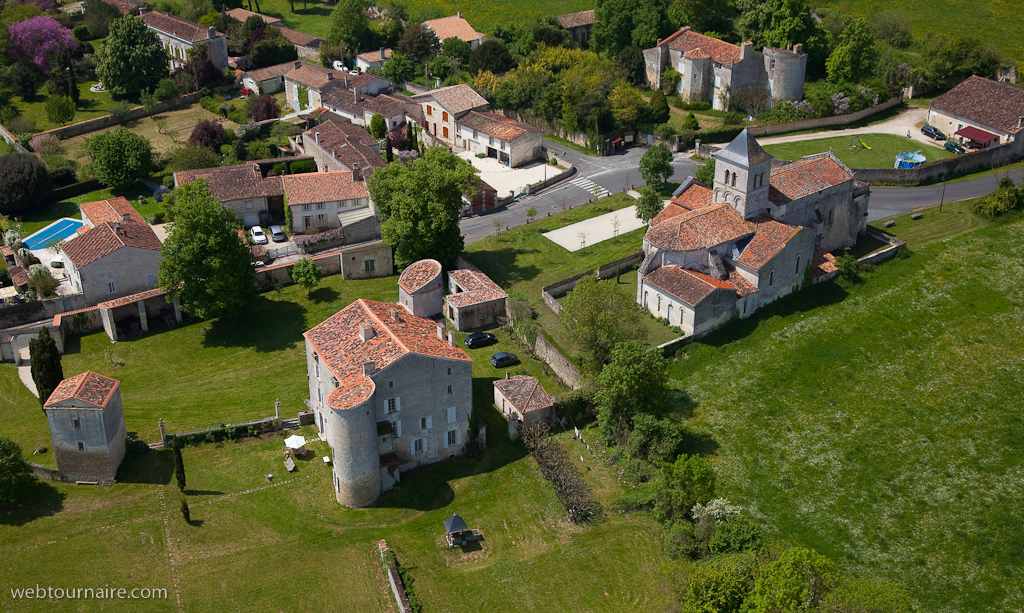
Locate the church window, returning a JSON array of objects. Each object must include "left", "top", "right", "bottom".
[
  {"left": 643, "top": 291, "right": 648, "bottom": 307},
  {"left": 795, "top": 256, "right": 801, "bottom": 275},
  {"left": 667, "top": 304, "right": 673, "bottom": 323},
  {"left": 731, "top": 173, "right": 737, "bottom": 187},
  {"left": 724, "top": 170, "right": 730, "bottom": 184},
  {"left": 829, "top": 208, "right": 834, "bottom": 224},
  {"left": 657, "top": 294, "right": 661, "bottom": 311},
  {"left": 769, "top": 270, "right": 775, "bottom": 286}
]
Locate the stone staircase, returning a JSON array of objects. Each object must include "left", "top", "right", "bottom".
[{"left": 281, "top": 418, "right": 301, "bottom": 431}]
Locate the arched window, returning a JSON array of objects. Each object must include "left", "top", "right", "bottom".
[
  {"left": 667, "top": 304, "right": 673, "bottom": 324},
  {"left": 731, "top": 173, "right": 737, "bottom": 187},
  {"left": 769, "top": 270, "right": 775, "bottom": 286},
  {"left": 643, "top": 291, "right": 648, "bottom": 307},
  {"left": 724, "top": 170, "right": 730, "bottom": 184},
  {"left": 795, "top": 256, "right": 801, "bottom": 275}
]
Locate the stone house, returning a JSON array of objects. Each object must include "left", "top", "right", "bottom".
[
  {"left": 637, "top": 129, "right": 865, "bottom": 336},
  {"left": 398, "top": 259, "right": 443, "bottom": 318},
  {"left": 493, "top": 374, "right": 554, "bottom": 441},
  {"left": 339, "top": 240, "right": 393, "bottom": 280},
  {"left": 241, "top": 59, "right": 302, "bottom": 94},
  {"left": 44, "top": 371, "right": 127, "bottom": 483},
  {"left": 285, "top": 62, "right": 390, "bottom": 112},
  {"left": 304, "top": 298, "right": 472, "bottom": 507},
  {"left": 356, "top": 48, "right": 392, "bottom": 71},
  {"left": 282, "top": 170, "right": 375, "bottom": 239},
  {"left": 294, "top": 115, "right": 385, "bottom": 174},
  {"left": 643, "top": 27, "right": 806, "bottom": 111},
  {"left": 225, "top": 7, "right": 281, "bottom": 26},
  {"left": 423, "top": 12, "right": 485, "bottom": 49},
  {"left": 174, "top": 162, "right": 284, "bottom": 227},
  {"left": 445, "top": 267, "right": 507, "bottom": 331},
  {"left": 927, "top": 75, "right": 1024, "bottom": 146},
  {"left": 410, "top": 84, "right": 488, "bottom": 145},
  {"left": 276, "top": 26, "right": 323, "bottom": 61},
  {"left": 455, "top": 110, "right": 543, "bottom": 167},
  {"left": 140, "top": 9, "right": 229, "bottom": 70},
  {"left": 60, "top": 198, "right": 161, "bottom": 307},
  {"left": 556, "top": 10, "right": 596, "bottom": 46},
  {"left": 321, "top": 85, "right": 410, "bottom": 132}
]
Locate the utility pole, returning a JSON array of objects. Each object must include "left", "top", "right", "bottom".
[{"left": 939, "top": 173, "right": 947, "bottom": 213}]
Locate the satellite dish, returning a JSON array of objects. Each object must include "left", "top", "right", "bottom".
[{"left": 332, "top": 60, "right": 345, "bottom": 71}]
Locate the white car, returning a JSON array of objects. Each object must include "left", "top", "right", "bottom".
[{"left": 249, "top": 226, "right": 268, "bottom": 245}]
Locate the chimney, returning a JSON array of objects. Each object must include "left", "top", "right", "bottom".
[
  {"left": 208, "top": 26, "right": 215, "bottom": 38},
  {"left": 362, "top": 361, "right": 375, "bottom": 375},
  {"left": 315, "top": 132, "right": 320, "bottom": 144},
  {"left": 793, "top": 43, "right": 803, "bottom": 55},
  {"left": 358, "top": 323, "right": 375, "bottom": 342},
  {"left": 122, "top": 213, "right": 131, "bottom": 221},
  {"left": 457, "top": 10, "right": 461, "bottom": 18},
  {"left": 390, "top": 308, "right": 399, "bottom": 321},
  {"left": 436, "top": 323, "right": 444, "bottom": 340},
  {"left": 741, "top": 41, "right": 753, "bottom": 60},
  {"left": 138, "top": 7, "right": 146, "bottom": 14},
  {"left": 380, "top": 47, "right": 385, "bottom": 60},
  {"left": 326, "top": 71, "right": 333, "bottom": 81},
  {"left": 447, "top": 330, "right": 456, "bottom": 347},
  {"left": 353, "top": 88, "right": 359, "bottom": 104},
  {"left": 505, "top": 372, "right": 509, "bottom": 379},
  {"left": 343, "top": 73, "right": 348, "bottom": 88},
  {"left": 294, "top": 61, "right": 302, "bottom": 69},
  {"left": 352, "top": 167, "right": 362, "bottom": 182},
  {"left": 1018, "top": 116, "right": 1023, "bottom": 129}
]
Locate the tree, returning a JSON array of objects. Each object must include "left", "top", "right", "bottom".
[
  {"left": 9, "top": 63, "right": 39, "bottom": 100},
  {"left": 744, "top": 547, "right": 838, "bottom": 613},
  {"left": 169, "top": 143, "right": 221, "bottom": 172},
  {"left": 86, "top": 127, "right": 152, "bottom": 188},
  {"left": 635, "top": 186, "right": 663, "bottom": 224},
  {"left": 384, "top": 135, "right": 393, "bottom": 162},
  {"left": 250, "top": 94, "right": 279, "bottom": 121},
  {"left": 180, "top": 498, "right": 190, "bottom": 522},
  {"left": 189, "top": 119, "right": 226, "bottom": 150},
  {"left": 44, "top": 95, "right": 75, "bottom": 126},
  {"left": 441, "top": 36, "right": 472, "bottom": 63},
  {"left": 468, "top": 39, "right": 516, "bottom": 75},
  {"left": 971, "top": 176, "right": 1023, "bottom": 218},
  {"left": 825, "top": 16, "right": 877, "bottom": 83},
  {"left": 367, "top": 147, "right": 478, "bottom": 267},
  {"left": 616, "top": 46, "right": 646, "bottom": 85},
  {"left": 609, "top": 82, "right": 647, "bottom": 130},
  {"left": 8, "top": 16, "right": 78, "bottom": 72},
  {"left": 709, "top": 513, "right": 763, "bottom": 554},
  {"left": 97, "top": 15, "right": 169, "bottom": 97},
  {"left": 0, "top": 435, "right": 32, "bottom": 505},
  {"left": 327, "top": 0, "right": 371, "bottom": 54},
  {"left": 48, "top": 64, "right": 80, "bottom": 106},
  {"left": 819, "top": 579, "right": 913, "bottom": 613},
  {"left": 654, "top": 454, "right": 716, "bottom": 524},
  {"left": 668, "top": 0, "right": 736, "bottom": 35},
  {"left": 396, "top": 23, "right": 440, "bottom": 64},
  {"left": 592, "top": 0, "right": 670, "bottom": 56},
  {"left": 649, "top": 89, "right": 669, "bottom": 125},
  {"left": 368, "top": 113, "right": 387, "bottom": 140},
  {"left": 380, "top": 51, "right": 414, "bottom": 83},
  {"left": 526, "top": 207, "right": 537, "bottom": 223},
  {"left": 594, "top": 340, "right": 669, "bottom": 444},
  {"left": 291, "top": 258, "right": 323, "bottom": 296},
  {"left": 158, "top": 179, "right": 257, "bottom": 319},
  {"left": 83, "top": 0, "right": 121, "bottom": 38},
  {"left": 558, "top": 275, "right": 646, "bottom": 375},
  {"left": 638, "top": 143, "right": 673, "bottom": 185},
  {"left": 29, "top": 328, "right": 63, "bottom": 408},
  {"left": 172, "top": 436, "right": 186, "bottom": 491},
  {"left": 694, "top": 158, "right": 715, "bottom": 185},
  {"left": 0, "top": 153, "right": 52, "bottom": 215},
  {"left": 682, "top": 112, "right": 700, "bottom": 131}
]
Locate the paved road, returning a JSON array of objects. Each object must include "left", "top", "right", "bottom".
[{"left": 868, "top": 166, "right": 1023, "bottom": 221}]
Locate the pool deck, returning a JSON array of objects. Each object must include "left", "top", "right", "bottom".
[{"left": 21, "top": 217, "right": 85, "bottom": 251}]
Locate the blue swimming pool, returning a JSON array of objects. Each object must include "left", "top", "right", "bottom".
[{"left": 22, "top": 218, "right": 85, "bottom": 251}]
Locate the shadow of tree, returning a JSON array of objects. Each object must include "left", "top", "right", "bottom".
[
  {"left": 202, "top": 295, "right": 307, "bottom": 352},
  {"left": 0, "top": 479, "right": 66, "bottom": 526},
  {"left": 464, "top": 247, "right": 542, "bottom": 287},
  {"left": 308, "top": 286, "right": 339, "bottom": 304}
]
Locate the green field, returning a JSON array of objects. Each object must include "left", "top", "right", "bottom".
[
  {"left": 762, "top": 132, "right": 954, "bottom": 169},
  {"left": 672, "top": 205, "right": 1024, "bottom": 611}
]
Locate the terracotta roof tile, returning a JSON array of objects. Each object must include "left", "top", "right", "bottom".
[
  {"left": 45, "top": 371, "right": 119, "bottom": 408},
  {"left": 61, "top": 221, "right": 161, "bottom": 268},
  {"left": 142, "top": 11, "right": 220, "bottom": 43},
  {"left": 931, "top": 75, "right": 1024, "bottom": 135},
  {"left": 225, "top": 7, "right": 280, "bottom": 25},
  {"left": 275, "top": 26, "right": 322, "bottom": 47},
  {"left": 53, "top": 306, "right": 99, "bottom": 327},
  {"left": 321, "top": 89, "right": 406, "bottom": 118},
  {"left": 769, "top": 153, "right": 852, "bottom": 206},
  {"left": 644, "top": 266, "right": 736, "bottom": 306},
  {"left": 660, "top": 27, "right": 741, "bottom": 66},
  {"left": 8, "top": 265, "right": 29, "bottom": 287},
  {"left": 668, "top": 182, "right": 714, "bottom": 213},
  {"left": 357, "top": 48, "right": 392, "bottom": 63},
  {"left": 493, "top": 375, "right": 553, "bottom": 413},
  {"left": 79, "top": 197, "right": 145, "bottom": 227},
  {"left": 736, "top": 220, "right": 801, "bottom": 269},
  {"left": 99, "top": 0, "right": 133, "bottom": 15},
  {"left": 1, "top": 245, "right": 13, "bottom": 257},
  {"left": 245, "top": 59, "right": 303, "bottom": 83},
  {"left": 412, "top": 84, "right": 487, "bottom": 116},
  {"left": 281, "top": 170, "right": 368, "bottom": 204},
  {"left": 458, "top": 111, "right": 540, "bottom": 143},
  {"left": 285, "top": 63, "right": 340, "bottom": 90},
  {"left": 175, "top": 164, "right": 282, "bottom": 201},
  {"left": 645, "top": 204, "right": 754, "bottom": 251},
  {"left": 303, "top": 299, "right": 471, "bottom": 411},
  {"left": 423, "top": 15, "right": 484, "bottom": 43},
  {"left": 557, "top": 9, "right": 595, "bottom": 29},
  {"left": 812, "top": 246, "right": 838, "bottom": 279},
  {"left": 446, "top": 268, "right": 507, "bottom": 307},
  {"left": 98, "top": 287, "right": 168, "bottom": 310},
  {"left": 727, "top": 270, "right": 758, "bottom": 297},
  {"left": 398, "top": 259, "right": 441, "bottom": 293}
]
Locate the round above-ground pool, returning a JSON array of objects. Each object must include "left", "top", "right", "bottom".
[
  {"left": 894, "top": 152, "right": 926, "bottom": 169},
  {"left": 21, "top": 218, "right": 85, "bottom": 250}
]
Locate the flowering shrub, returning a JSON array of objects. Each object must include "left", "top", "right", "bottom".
[
  {"left": 692, "top": 498, "right": 743, "bottom": 522},
  {"left": 8, "top": 17, "right": 77, "bottom": 72},
  {"left": 293, "top": 227, "right": 344, "bottom": 252},
  {"left": 831, "top": 92, "right": 851, "bottom": 116}
]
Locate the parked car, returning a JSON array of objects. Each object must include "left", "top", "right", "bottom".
[
  {"left": 944, "top": 141, "right": 966, "bottom": 154},
  {"left": 49, "top": 259, "right": 63, "bottom": 268},
  {"left": 269, "top": 225, "right": 286, "bottom": 242},
  {"left": 490, "top": 352, "right": 519, "bottom": 368},
  {"left": 239, "top": 87, "right": 254, "bottom": 97},
  {"left": 922, "top": 125, "right": 945, "bottom": 140},
  {"left": 249, "top": 225, "right": 268, "bottom": 245},
  {"left": 464, "top": 332, "right": 497, "bottom": 349}
]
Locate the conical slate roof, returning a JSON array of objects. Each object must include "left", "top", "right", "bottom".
[
  {"left": 713, "top": 128, "right": 772, "bottom": 167},
  {"left": 443, "top": 513, "right": 468, "bottom": 533}
]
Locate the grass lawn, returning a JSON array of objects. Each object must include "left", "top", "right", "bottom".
[
  {"left": 18, "top": 182, "right": 154, "bottom": 236},
  {"left": 14, "top": 77, "right": 125, "bottom": 133},
  {"left": 762, "top": 132, "right": 954, "bottom": 168},
  {"left": 670, "top": 210, "right": 1024, "bottom": 611},
  {"left": 869, "top": 197, "right": 989, "bottom": 247}
]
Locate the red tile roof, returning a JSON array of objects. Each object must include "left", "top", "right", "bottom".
[
  {"left": 459, "top": 111, "right": 540, "bottom": 143},
  {"left": 100, "top": 0, "right": 133, "bottom": 15},
  {"left": 645, "top": 204, "right": 754, "bottom": 251},
  {"left": 45, "top": 371, "right": 119, "bottom": 408},
  {"left": 728, "top": 270, "right": 758, "bottom": 297},
  {"left": 557, "top": 9, "right": 596, "bottom": 29},
  {"left": 79, "top": 197, "right": 145, "bottom": 227},
  {"left": 644, "top": 266, "right": 737, "bottom": 306},
  {"left": 285, "top": 63, "right": 340, "bottom": 90},
  {"left": 659, "top": 27, "right": 741, "bottom": 66},
  {"left": 446, "top": 268, "right": 507, "bottom": 307},
  {"left": 413, "top": 84, "right": 488, "bottom": 116},
  {"left": 423, "top": 15, "right": 484, "bottom": 43},
  {"left": 61, "top": 221, "right": 161, "bottom": 268},
  {"left": 225, "top": 7, "right": 281, "bottom": 25},
  {"left": 930, "top": 75, "right": 1024, "bottom": 136},
  {"left": 175, "top": 164, "right": 281, "bottom": 202},
  {"left": 493, "top": 375, "right": 553, "bottom": 414},
  {"left": 245, "top": 59, "right": 304, "bottom": 83},
  {"left": 812, "top": 246, "right": 838, "bottom": 279},
  {"left": 304, "top": 299, "right": 471, "bottom": 411},
  {"left": 769, "top": 153, "right": 852, "bottom": 206},
  {"left": 736, "top": 220, "right": 801, "bottom": 269},
  {"left": 668, "top": 182, "right": 714, "bottom": 212},
  {"left": 281, "top": 170, "right": 368, "bottom": 205},
  {"left": 98, "top": 287, "right": 168, "bottom": 310},
  {"left": 0, "top": 245, "right": 13, "bottom": 257},
  {"left": 303, "top": 117, "right": 384, "bottom": 171},
  {"left": 398, "top": 259, "right": 441, "bottom": 293},
  {"left": 142, "top": 11, "right": 220, "bottom": 43},
  {"left": 8, "top": 265, "right": 29, "bottom": 287},
  {"left": 275, "top": 26, "right": 323, "bottom": 47},
  {"left": 357, "top": 48, "right": 392, "bottom": 63},
  {"left": 53, "top": 306, "right": 99, "bottom": 327}
]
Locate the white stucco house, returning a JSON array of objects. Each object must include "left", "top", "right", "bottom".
[{"left": 140, "top": 9, "right": 228, "bottom": 70}]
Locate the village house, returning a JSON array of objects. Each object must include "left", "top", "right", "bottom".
[
  {"left": 321, "top": 84, "right": 409, "bottom": 131},
  {"left": 276, "top": 26, "right": 324, "bottom": 61},
  {"left": 398, "top": 259, "right": 444, "bottom": 318},
  {"left": 284, "top": 63, "right": 390, "bottom": 113},
  {"left": 927, "top": 75, "right": 1024, "bottom": 147},
  {"left": 455, "top": 110, "right": 543, "bottom": 167},
  {"left": 174, "top": 161, "right": 285, "bottom": 227},
  {"left": 59, "top": 198, "right": 161, "bottom": 306},
  {"left": 355, "top": 48, "right": 393, "bottom": 71},
  {"left": 445, "top": 267, "right": 507, "bottom": 331},
  {"left": 294, "top": 115, "right": 385, "bottom": 175},
  {"left": 282, "top": 170, "right": 376, "bottom": 240},
  {"left": 241, "top": 59, "right": 303, "bottom": 94},
  {"left": 140, "top": 9, "right": 229, "bottom": 70},
  {"left": 643, "top": 27, "right": 806, "bottom": 111},
  {"left": 637, "top": 129, "right": 866, "bottom": 336},
  {"left": 493, "top": 374, "right": 554, "bottom": 440},
  {"left": 304, "top": 298, "right": 472, "bottom": 507},
  {"left": 44, "top": 371, "right": 127, "bottom": 483},
  {"left": 423, "top": 12, "right": 485, "bottom": 49},
  {"left": 556, "top": 10, "right": 596, "bottom": 46},
  {"left": 410, "top": 84, "right": 488, "bottom": 146}
]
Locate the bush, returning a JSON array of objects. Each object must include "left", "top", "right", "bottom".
[
  {"left": 250, "top": 95, "right": 279, "bottom": 122},
  {"left": 154, "top": 78, "right": 178, "bottom": 101},
  {"left": 554, "top": 388, "right": 591, "bottom": 419},
  {"left": 72, "top": 25, "right": 91, "bottom": 41},
  {"left": 289, "top": 159, "right": 315, "bottom": 174},
  {"left": 722, "top": 111, "right": 744, "bottom": 126},
  {"left": 682, "top": 112, "right": 700, "bottom": 131},
  {"left": 199, "top": 95, "right": 225, "bottom": 115},
  {"left": 50, "top": 165, "right": 77, "bottom": 187},
  {"left": 522, "top": 423, "right": 600, "bottom": 523},
  {"left": 709, "top": 513, "right": 763, "bottom": 555},
  {"left": 610, "top": 482, "right": 657, "bottom": 513},
  {"left": 971, "top": 177, "right": 1022, "bottom": 219},
  {"left": 169, "top": 143, "right": 221, "bottom": 172},
  {"left": 696, "top": 126, "right": 744, "bottom": 144},
  {"left": 189, "top": 119, "right": 226, "bottom": 149},
  {"left": 271, "top": 162, "right": 285, "bottom": 175},
  {"left": 107, "top": 100, "right": 134, "bottom": 122},
  {"left": 0, "top": 153, "right": 51, "bottom": 214}
]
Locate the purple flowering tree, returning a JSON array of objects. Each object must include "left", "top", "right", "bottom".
[
  {"left": 8, "top": 16, "right": 78, "bottom": 72},
  {"left": 831, "top": 92, "right": 851, "bottom": 116}
]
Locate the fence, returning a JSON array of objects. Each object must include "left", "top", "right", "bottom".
[
  {"left": 267, "top": 244, "right": 298, "bottom": 259},
  {"left": 851, "top": 136, "right": 1024, "bottom": 185},
  {"left": 34, "top": 92, "right": 203, "bottom": 141},
  {"left": 746, "top": 96, "right": 904, "bottom": 137}
]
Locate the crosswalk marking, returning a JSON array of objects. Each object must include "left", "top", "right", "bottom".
[{"left": 568, "top": 176, "right": 610, "bottom": 199}]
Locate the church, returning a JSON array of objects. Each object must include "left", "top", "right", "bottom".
[{"left": 637, "top": 129, "right": 870, "bottom": 337}]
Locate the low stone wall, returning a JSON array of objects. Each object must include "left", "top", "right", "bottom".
[
  {"left": 254, "top": 252, "right": 341, "bottom": 289},
  {"left": 851, "top": 136, "right": 1024, "bottom": 185},
  {"left": 0, "top": 123, "right": 28, "bottom": 153},
  {"left": 54, "top": 306, "right": 103, "bottom": 336},
  {"left": 35, "top": 92, "right": 203, "bottom": 141},
  {"left": 657, "top": 335, "right": 688, "bottom": 357},
  {"left": 526, "top": 150, "right": 577, "bottom": 195},
  {"left": 496, "top": 109, "right": 590, "bottom": 147},
  {"left": 858, "top": 227, "right": 906, "bottom": 265},
  {"left": 28, "top": 462, "right": 66, "bottom": 482},
  {"left": 401, "top": 81, "right": 428, "bottom": 94},
  {"left": 378, "top": 540, "right": 412, "bottom": 613},
  {"left": 535, "top": 333, "right": 581, "bottom": 389},
  {"left": 0, "top": 292, "right": 89, "bottom": 336},
  {"left": 541, "top": 270, "right": 594, "bottom": 315},
  {"left": 596, "top": 250, "right": 644, "bottom": 279},
  {"left": 747, "top": 96, "right": 903, "bottom": 137}
]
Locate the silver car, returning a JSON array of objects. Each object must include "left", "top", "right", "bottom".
[{"left": 269, "top": 225, "right": 286, "bottom": 242}]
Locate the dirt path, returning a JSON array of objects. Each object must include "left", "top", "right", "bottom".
[{"left": 756, "top": 106, "right": 947, "bottom": 151}]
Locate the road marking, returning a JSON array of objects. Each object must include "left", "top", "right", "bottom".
[{"left": 568, "top": 176, "right": 610, "bottom": 198}]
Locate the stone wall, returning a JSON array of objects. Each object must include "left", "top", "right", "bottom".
[
  {"left": 596, "top": 250, "right": 645, "bottom": 279},
  {"left": 851, "top": 136, "right": 1024, "bottom": 185},
  {"left": 0, "top": 292, "right": 89, "bottom": 331},
  {"left": 747, "top": 96, "right": 903, "bottom": 137},
  {"left": 378, "top": 540, "right": 412, "bottom": 613},
  {"left": 35, "top": 92, "right": 204, "bottom": 141},
  {"left": 0, "top": 123, "right": 28, "bottom": 153},
  {"left": 340, "top": 241, "right": 393, "bottom": 280},
  {"left": 27, "top": 462, "right": 66, "bottom": 482},
  {"left": 534, "top": 333, "right": 581, "bottom": 389},
  {"left": 858, "top": 227, "right": 906, "bottom": 266}
]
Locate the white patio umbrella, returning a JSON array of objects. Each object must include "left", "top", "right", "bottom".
[{"left": 284, "top": 435, "right": 306, "bottom": 449}]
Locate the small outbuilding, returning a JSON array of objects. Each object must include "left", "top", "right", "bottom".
[
  {"left": 398, "top": 259, "right": 443, "bottom": 317},
  {"left": 44, "top": 371, "right": 127, "bottom": 483},
  {"left": 445, "top": 267, "right": 507, "bottom": 331},
  {"left": 443, "top": 513, "right": 469, "bottom": 547},
  {"left": 493, "top": 374, "right": 554, "bottom": 441}
]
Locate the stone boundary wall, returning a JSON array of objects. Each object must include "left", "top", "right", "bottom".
[
  {"left": 54, "top": 306, "right": 104, "bottom": 336},
  {"left": 28, "top": 462, "right": 66, "bottom": 482},
  {"left": 254, "top": 252, "right": 342, "bottom": 289},
  {"left": 378, "top": 540, "right": 412, "bottom": 613},
  {"left": 596, "top": 250, "right": 645, "bottom": 279},
  {"left": 540, "top": 250, "right": 645, "bottom": 315},
  {"left": 851, "top": 136, "right": 1024, "bottom": 185},
  {"left": 401, "top": 81, "right": 429, "bottom": 94},
  {"left": 35, "top": 92, "right": 204, "bottom": 141},
  {"left": 496, "top": 109, "right": 590, "bottom": 147},
  {"left": 168, "top": 415, "right": 281, "bottom": 445},
  {"left": 858, "top": 227, "right": 906, "bottom": 266},
  {"left": 0, "top": 292, "right": 89, "bottom": 333},
  {"left": 534, "top": 332, "right": 581, "bottom": 389},
  {"left": 747, "top": 96, "right": 903, "bottom": 137},
  {"left": 0, "top": 123, "right": 28, "bottom": 153}
]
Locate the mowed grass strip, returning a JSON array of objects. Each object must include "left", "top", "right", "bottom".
[
  {"left": 672, "top": 211, "right": 1024, "bottom": 611},
  {"left": 869, "top": 197, "right": 989, "bottom": 246},
  {"left": 762, "top": 132, "right": 954, "bottom": 168}
]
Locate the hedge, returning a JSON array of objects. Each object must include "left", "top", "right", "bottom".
[
  {"left": 696, "top": 126, "right": 745, "bottom": 144},
  {"left": 50, "top": 178, "right": 102, "bottom": 202},
  {"left": 290, "top": 159, "right": 316, "bottom": 174}
]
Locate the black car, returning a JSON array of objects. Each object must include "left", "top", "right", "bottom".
[
  {"left": 921, "top": 124, "right": 945, "bottom": 140},
  {"left": 490, "top": 352, "right": 520, "bottom": 368},
  {"left": 464, "top": 332, "right": 497, "bottom": 349}
]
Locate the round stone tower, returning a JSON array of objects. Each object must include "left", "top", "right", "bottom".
[
  {"left": 763, "top": 44, "right": 807, "bottom": 102},
  {"left": 398, "top": 259, "right": 443, "bottom": 317},
  {"left": 328, "top": 384, "right": 382, "bottom": 507}
]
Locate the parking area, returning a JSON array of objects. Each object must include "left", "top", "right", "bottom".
[{"left": 458, "top": 152, "right": 565, "bottom": 199}]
